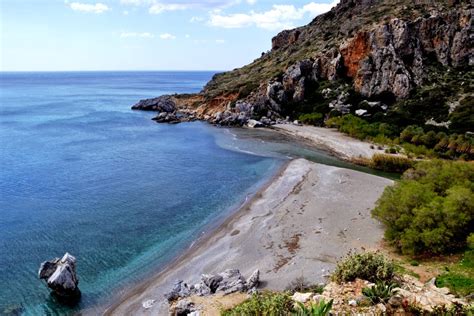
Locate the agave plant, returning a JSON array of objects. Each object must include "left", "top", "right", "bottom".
[
  {"left": 293, "top": 299, "right": 333, "bottom": 316},
  {"left": 362, "top": 281, "right": 399, "bottom": 304}
]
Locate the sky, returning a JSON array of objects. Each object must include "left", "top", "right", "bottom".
[{"left": 0, "top": 0, "right": 339, "bottom": 71}]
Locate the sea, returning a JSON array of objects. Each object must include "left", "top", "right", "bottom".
[{"left": 0, "top": 71, "right": 384, "bottom": 315}]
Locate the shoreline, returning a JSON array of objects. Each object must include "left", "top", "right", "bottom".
[
  {"left": 102, "top": 158, "right": 394, "bottom": 315},
  {"left": 271, "top": 124, "right": 386, "bottom": 162},
  {"left": 91, "top": 159, "right": 290, "bottom": 315}
]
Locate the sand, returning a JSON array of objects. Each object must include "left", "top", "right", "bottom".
[
  {"left": 102, "top": 159, "right": 393, "bottom": 315},
  {"left": 273, "top": 124, "right": 386, "bottom": 160}
]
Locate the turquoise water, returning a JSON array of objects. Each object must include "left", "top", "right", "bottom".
[{"left": 0, "top": 72, "right": 388, "bottom": 315}]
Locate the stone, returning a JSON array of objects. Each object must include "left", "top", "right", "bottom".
[
  {"left": 355, "top": 109, "right": 368, "bottom": 116},
  {"left": 292, "top": 292, "right": 313, "bottom": 303},
  {"left": 142, "top": 299, "right": 155, "bottom": 309},
  {"left": 201, "top": 274, "right": 223, "bottom": 293},
  {"left": 247, "top": 119, "right": 264, "bottom": 128},
  {"left": 246, "top": 269, "right": 260, "bottom": 290},
  {"left": 165, "top": 281, "right": 192, "bottom": 302},
  {"left": 348, "top": 299, "right": 357, "bottom": 306},
  {"left": 132, "top": 95, "right": 176, "bottom": 112},
  {"left": 38, "top": 253, "right": 81, "bottom": 303},
  {"left": 216, "top": 269, "right": 247, "bottom": 295},
  {"left": 172, "top": 299, "right": 196, "bottom": 316},
  {"left": 388, "top": 294, "right": 403, "bottom": 308}
]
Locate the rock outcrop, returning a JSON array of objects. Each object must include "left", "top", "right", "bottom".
[
  {"left": 131, "top": 0, "right": 473, "bottom": 131},
  {"left": 132, "top": 95, "right": 176, "bottom": 112},
  {"left": 38, "top": 253, "right": 81, "bottom": 303},
  {"left": 165, "top": 269, "right": 260, "bottom": 303}
]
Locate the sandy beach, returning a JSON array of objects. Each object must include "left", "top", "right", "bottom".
[
  {"left": 273, "top": 124, "right": 386, "bottom": 161},
  {"left": 103, "top": 158, "right": 393, "bottom": 315}
]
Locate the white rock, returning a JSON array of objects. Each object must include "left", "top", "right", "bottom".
[
  {"left": 247, "top": 119, "right": 264, "bottom": 128},
  {"left": 355, "top": 109, "right": 368, "bottom": 116},
  {"left": 291, "top": 292, "right": 313, "bottom": 303},
  {"left": 348, "top": 299, "right": 357, "bottom": 306},
  {"left": 142, "top": 299, "right": 155, "bottom": 309}
]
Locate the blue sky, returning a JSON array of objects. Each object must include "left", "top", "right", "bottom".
[{"left": 0, "top": 0, "right": 338, "bottom": 71}]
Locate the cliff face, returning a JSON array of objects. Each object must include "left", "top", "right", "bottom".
[{"left": 133, "top": 0, "right": 473, "bottom": 130}]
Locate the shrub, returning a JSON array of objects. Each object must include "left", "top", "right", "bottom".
[
  {"left": 370, "top": 154, "right": 413, "bottom": 173},
  {"left": 332, "top": 252, "right": 395, "bottom": 283},
  {"left": 468, "top": 234, "right": 474, "bottom": 249},
  {"left": 286, "top": 276, "right": 324, "bottom": 294},
  {"left": 221, "top": 291, "right": 294, "bottom": 316},
  {"left": 293, "top": 299, "right": 333, "bottom": 316},
  {"left": 362, "top": 281, "right": 399, "bottom": 304},
  {"left": 299, "top": 113, "right": 324, "bottom": 126},
  {"left": 372, "top": 160, "right": 474, "bottom": 255}
]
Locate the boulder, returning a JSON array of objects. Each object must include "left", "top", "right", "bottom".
[
  {"left": 38, "top": 253, "right": 80, "bottom": 302},
  {"left": 165, "top": 281, "right": 192, "bottom": 302},
  {"left": 171, "top": 299, "right": 196, "bottom": 316},
  {"left": 132, "top": 95, "right": 176, "bottom": 112},
  {"left": 291, "top": 292, "right": 313, "bottom": 303},
  {"left": 246, "top": 269, "right": 260, "bottom": 290},
  {"left": 216, "top": 269, "right": 247, "bottom": 295},
  {"left": 247, "top": 119, "right": 264, "bottom": 128}
]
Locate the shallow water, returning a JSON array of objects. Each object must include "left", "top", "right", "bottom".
[{"left": 0, "top": 71, "right": 387, "bottom": 315}]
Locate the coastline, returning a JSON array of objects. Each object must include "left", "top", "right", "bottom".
[
  {"left": 102, "top": 158, "right": 394, "bottom": 315},
  {"left": 88, "top": 159, "right": 289, "bottom": 315},
  {"left": 271, "top": 124, "right": 386, "bottom": 162}
]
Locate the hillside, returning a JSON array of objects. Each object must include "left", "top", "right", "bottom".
[{"left": 133, "top": 0, "right": 472, "bottom": 135}]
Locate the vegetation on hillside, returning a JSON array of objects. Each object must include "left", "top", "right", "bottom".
[
  {"left": 372, "top": 160, "right": 474, "bottom": 256},
  {"left": 332, "top": 252, "right": 395, "bottom": 283}
]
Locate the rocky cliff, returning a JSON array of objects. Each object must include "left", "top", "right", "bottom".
[{"left": 132, "top": 0, "right": 473, "bottom": 131}]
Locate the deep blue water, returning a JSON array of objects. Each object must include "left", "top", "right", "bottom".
[{"left": 0, "top": 71, "right": 389, "bottom": 315}]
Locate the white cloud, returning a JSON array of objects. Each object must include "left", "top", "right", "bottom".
[
  {"left": 69, "top": 2, "right": 110, "bottom": 13},
  {"left": 185, "top": 34, "right": 191, "bottom": 38},
  {"left": 208, "top": 1, "right": 339, "bottom": 30},
  {"left": 247, "top": 0, "right": 257, "bottom": 4},
  {"left": 160, "top": 33, "right": 176, "bottom": 40},
  {"left": 123, "top": 10, "right": 129, "bottom": 15},
  {"left": 120, "top": 32, "right": 155, "bottom": 38},
  {"left": 190, "top": 16, "right": 205, "bottom": 23},
  {"left": 149, "top": 3, "right": 190, "bottom": 14},
  {"left": 215, "top": 39, "right": 226, "bottom": 43}
]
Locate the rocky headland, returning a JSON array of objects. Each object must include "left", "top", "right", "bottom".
[{"left": 132, "top": 0, "right": 472, "bottom": 135}]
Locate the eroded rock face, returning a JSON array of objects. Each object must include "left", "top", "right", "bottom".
[
  {"left": 38, "top": 253, "right": 80, "bottom": 303},
  {"left": 272, "top": 29, "right": 301, "bottom": 50},
  {"left": 132, "top": 95, "right": 176, "bottom": 112}
]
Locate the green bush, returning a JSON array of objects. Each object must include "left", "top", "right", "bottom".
[
  {"left": 370, "top": 154, "right": 413, "bottom": 173},
  {"left": 293, "top": 299, "right": 333, "bottom": 316},
  {"left": 332, "top": 252, "right": 395, "bottom": 283},
  {"left": 221, "top": 291, "right": 294, "bottom": 316},
  {"left": 372, "top": 160, "right": 474, "bottom": 255},
  {"left": 362, "top": 281, "right": 398, "bottom": 304},
  {"left": 286, "top": 276, "right": 324, "bottom": 294},
  {"left": 326, "top": 115, "right": 396, "bottom": 140},
  {"left": 299, "top": 113, "right": 323, "bottom": 126}
]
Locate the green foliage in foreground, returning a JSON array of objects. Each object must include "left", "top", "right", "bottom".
[
  {"left": 373, "top": 160, "right": 474, "bottom": 255},
  {"left": 332, "top": 252, "right": 395, "bottom": 283},
  {"left": 221, "top": 291, "right": 294, "bottom": 316},
  {"left": 436, "top": 250, "right": 474, "bottom": 297},
  {"left": 293, "top": 299, "right": 333, "bottom": 316},
  {"left": 362, "top": 281, "right": 399, "bottom": 304}
]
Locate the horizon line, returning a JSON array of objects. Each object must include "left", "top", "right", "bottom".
[{"left": 0, "top": 69, "right": 227, "bottom": 73}]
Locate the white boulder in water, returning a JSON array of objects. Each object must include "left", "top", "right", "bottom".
[{"left": 38, "top": 253, "right": 81, "bottom": 302}]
